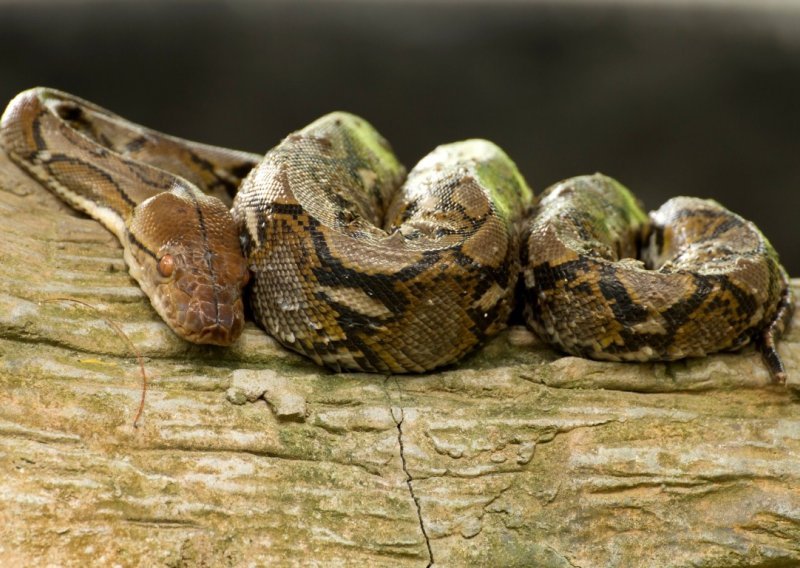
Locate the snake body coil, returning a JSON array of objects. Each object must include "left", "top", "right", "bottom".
[
  {"left": 0, "top": 88, "right": 792, "bottom": 380},
  {"left": 232, "top": 113, "right": 533, "bottom": 372},
  {"left": 523, "top": 175, "right": 793, "bottom": 381}
]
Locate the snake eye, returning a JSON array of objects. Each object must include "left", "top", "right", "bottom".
[{"left": 157, "top": 254, "right": 175, "bottom": 278}]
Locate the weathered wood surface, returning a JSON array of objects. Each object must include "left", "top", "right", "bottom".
[{"left": 0, "top": 147, "right": 798, "bottom": 567}]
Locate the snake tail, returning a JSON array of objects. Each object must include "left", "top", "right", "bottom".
[{"left": 523, "top": 173, "right": 792, "bottom": 381}]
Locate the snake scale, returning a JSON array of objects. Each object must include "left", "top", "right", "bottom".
[{"left": 1, "top": 88, "right": 793, "bottom": 381}]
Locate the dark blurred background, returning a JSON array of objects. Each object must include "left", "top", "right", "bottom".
[{"left": 2, "top": 0, "right": 798, "bottom": 273}]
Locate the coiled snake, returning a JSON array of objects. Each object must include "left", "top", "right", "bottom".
[{"left": 1, "top": 88, "right": 793, "bottom": 381}]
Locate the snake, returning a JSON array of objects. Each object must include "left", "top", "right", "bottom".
[
  {"left": 523, "top": 175, "right": 793, "bottom": 382},
  {"left": 0, "top": 87, "right": 793, "bottom": 380},
  {"left": 1, "top": 88, "right": 260, "bottom": 346}
]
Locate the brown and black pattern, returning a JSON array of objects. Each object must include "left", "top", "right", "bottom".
[
  {"left": 1, "top": 88, "right": 257, "bottom": 346},
  {"left": 522, "top": 174, "right": 793, "bottom": 382},
  {"left": 232, "top": 113, "right": 533, "bottom": 372},
  {"left": 1, "top": 88, "right": 792, "bottom": 379}
]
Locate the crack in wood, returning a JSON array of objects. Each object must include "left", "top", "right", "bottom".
[
  {"left": 391, "top": 404, "right": 433, "bottom": 568},
  {"left": 384, "top": 376, "right": 433, "bottom": 566}
]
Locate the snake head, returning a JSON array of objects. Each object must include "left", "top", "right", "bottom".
[{"left": 126, "top": 188, "right": 250, "bottom": 346}]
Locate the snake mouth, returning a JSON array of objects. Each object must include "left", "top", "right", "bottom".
[
  {"left": 193, "top": 304, "right": 245, "bottom": 346},
  {"left": 177, "top": 294, "right": 245, "bottom": 346},
  {"left": 157, "top": 274, "right": 246, "bottom": 346},
  {"left": 192, "top": 321, "right": 243, "bottom": 346}
]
